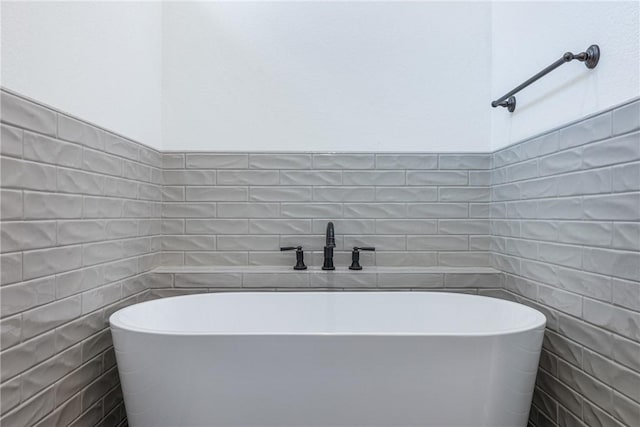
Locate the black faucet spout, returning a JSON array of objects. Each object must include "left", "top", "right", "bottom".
[
  {"left": 322, "top": 222, "right": 336, "bottom": 270},
  {"left": 325, "top": 222, "right": 336, "bottom": 248}
]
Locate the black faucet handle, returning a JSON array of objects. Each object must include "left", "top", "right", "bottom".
[
  {"left": 280, "top": 246, "right": 307, "bottom": 270},
  {"left": 349, "top": 246, "right": 375, "bottom": 270}
]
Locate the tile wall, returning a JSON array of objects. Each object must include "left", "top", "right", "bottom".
[
  {"left": 491, "top": 99, "right": 640, "bottom": 427},
  {"left": 0, "top": 90, "right": 163, "bottom": 426},
  {"left": 159, "top": 151, "right": 492, "bottom": 269}
]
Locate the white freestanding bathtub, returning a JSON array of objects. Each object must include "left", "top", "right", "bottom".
[{"left": 110, "top": 292, "right": 546, "bottom": 427}]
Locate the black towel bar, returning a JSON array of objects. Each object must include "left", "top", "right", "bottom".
[{"left": 491, "top": 44, "right": 600, "bottom": 112}]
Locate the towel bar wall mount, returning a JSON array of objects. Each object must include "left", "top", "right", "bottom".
[{"left": 492, "top": 44, "right": 600, "bottom": 113}]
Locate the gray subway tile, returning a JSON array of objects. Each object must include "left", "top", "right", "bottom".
[
  {"left": 0, "top": 276, "right": 55, "bottom": 317},
  {"left": 438, "top": 252, "right": 489, "bottom": 267},
  {"left": 57, "top": 220, "right": 106, "bottom": 245},
  {"left": 554, "top": 267, "right": 612, "bottom": 302},
  {"left": 22, "top": 296, "right": 82, "bottom": 340},
  {"left": 250, "top": 154, "right": 312, "bottom": 169},
  {"left": 407, "top": 235, "right": 467, "bottom": 251},
  {"left": 612, "top": 335, "right": 640, "bottom": 372},
  {"left": 538, "top": 285, "right": 582, "bottom": 317},
  {"left": 505, "top": 159, "right": 538, "bottom": 182},
  {"left": 375, "top": 187, "right": 437, "bottom": 202},
  {"left": 249, "top": 219, "right": 311, "bottom": 234},
  {"left": 217, "top": 203, "right": 279, "bottom": 218},
  {"left": 613, "top": 100, "right": 640, "bottom": 135},
  {"left": 612, "top": 162, "right": 640, "bottom": 192},
  {"left": 375, "top": 219, "right": 437, "bottom": 234},
  {"left": 375, "top": 154, "right": 437, "bottom": 169},
  {"left": 378, "top": 273, "right": 443, "bottom": 288},
  {"left": 123, "top": 160, "right": 151, "bottom": 181},
  {"left": 582, "top": 132, "right": 640, "bottom": 168},
  {"left": 438, "top": 219, "right": 489, "bottom": 235},
  {"left": 83, "top": 196, "right": 123, "bottom": 218},
  {"left": 217, "top": 170, "right": 278, "bottom": 185},
  {"left": 281, "top": 203, "right": 342, "bottom": 218},
  {"left": 186, "top": 186, "right": 248, "bottom": 201},
  {"left": 186, "top": 153, "right": 248, "bottom": 169},
  {"left": 1, "top": 189, "right": 23, "bottom": 220},
  {"left": 519, "top": 176, "right": 558, "bottom": 199},
  {"left": 24, "top": 192, "right": 83, "bottom": 219},
  {"left": 344, "top": 203, "right": 405, "bottom": 218},
  {"left": 23, "top": 246, "right": 83, "bottom": 280},
  {"left": 82, "top": 148, "right": 122, "bottom": 176},
  {"left": 186, "top": 219, "right": 249, "bottom": 234},
  {"left": 280, "top": 170, "right": 342, "bottom": 185},
  {"left": 250, "top": 187, "right": 312, "bottom": 202},
  {"left": 162, "top": 202, "right": 217, "bottom": 218},
  {"left": 537, "top": 242, "right": 582, "bottom": 269},
  {"left": 184, "top": 252, "right": 248, "bottom": 266},
  {"left": 583, "top": 298, "right": 640, "bottom": 341},
  {"left": 612, "top": 222, "right": 640, "bottom": 251},
  {"left": 438, "top": 154, "right": 490, "bottom": 169},
  {"left": 161, "top": 235, "right": 216, "bottom": 251},
  {"left": 342, "top": 171, "right": 405, "bottom": 185},
  {"left": 1, "top": 92, "right": 56, "bottom": 136},
  {"left": 1, "top": 253, "right": 22, "bottom": 285},
  {"left": 583, "top": 193, "right": 640, "bottom": 221},
  {"left": 557, "top": 221, "right": 612, "bottom": 246},
  {"left": 57, "top": 169, "right": 104, "bottom": 195},
  {"left": 163, "top": 170, "right": 216, "bottom": 185},
  {"left": 1, "top": 157, "right": 56, "bottom": 191},
  {"left": 558, "top": 113, "right": 612, "bottom": 149},
  {"left": 312, "top": 154, "right": 374, "bottom": 169},
  {"left": 1, "top": 221, "right": 56, "bottom": 252},
  {"left": 310, "top": 272, "right": 377, "bottom": 288},
  {"left": 104, "top": 133, "right": 139, "bottom": 160},
  {"left": 23, "top": 132, "right": 83, "bottom": 168},
  {"left": 313, "top": 187, "right": 375, "bottom": 202},
  {"left": 162, "top": 186, "right": 185, "bottom": 202},
  {"left": 469, "top": 171, "right": 491, "bottom": 186},
  {"left": 407, "top": 170, "right": 468, "bottom": 185},
  {"left": 375, "top": 251, "right": 437, "bottom": 267},
  {"left": 218, "top": 235, "right": 279, "bottom": 251},
  {"left": 0, "top": 123, "right": 23, "bottom": 157},
  {"left": 406, "top": 203, "right": 468, "bottom": 218},
  {"left": 243, "top": 272, "right": 309, "bottom": 288},
  {"left": 538, "top": 148, "right": 583, "bottom": 176},
  {"left": 174, "top": 273, "right": 242, "bottom": 288},
  {"left": 344, "top": 235, "right": 406, "bottom": 251},
  {"left": 311, "top": 219, "right": 375, "bottom": 234},
  {"left": 57, "top": 115, "right": 104, "bottom": 149},
  {"left": 557, "top": 168, "right": 612, "bottom": 196},
  {"left": 439, "top": 187, "right": 490, "bottom": 202},
  {"left": 82, "top": 240, "right": 123, "bottom": 266},
  {"left": 537, "top": 198, "right": 583, "bottom": 220},
  {"left": 162, "top": 153, "right": 185, "bottom": 169}
]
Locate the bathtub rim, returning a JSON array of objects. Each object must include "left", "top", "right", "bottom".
[{"left": 110, "top": 291, "right": 546, "bottom": 338}]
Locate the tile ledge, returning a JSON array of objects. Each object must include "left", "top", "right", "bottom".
[{"left": 152, "top": 266, "right": 501, "bottom": 274}]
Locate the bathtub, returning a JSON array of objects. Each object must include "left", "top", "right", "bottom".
[{"left": 110, "top": 292, "right": 546, "bottom": 427}]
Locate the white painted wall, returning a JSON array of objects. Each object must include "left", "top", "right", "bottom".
[
  {"left": 161, "top": 1, "right": 492, "bottom": 152},
  {"left": 1, "top": 1, "right": 163, "bottom": 148},
  {"left": 3, "top": 1, "right": 637, "bottom": 152},
  {"left": 490, "top": 1, "right": 640, "bottom": 150}
]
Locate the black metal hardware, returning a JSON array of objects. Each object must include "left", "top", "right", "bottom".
[
  {"left": 349, "top": 247, "right": 376, "bottom": 270},
  {"left": 492, "top": 44, "right": 600, "bottom": 113},
  {"left": 280, "top": 246, "right": 307, "bottom": 270},
  {"left": 322, "top": 222, "right": 336, "bottom": 270}
]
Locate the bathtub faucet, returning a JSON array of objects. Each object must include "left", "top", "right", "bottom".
[{"left": 322, "top": 222, "right": 336, "bottom": 270}]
